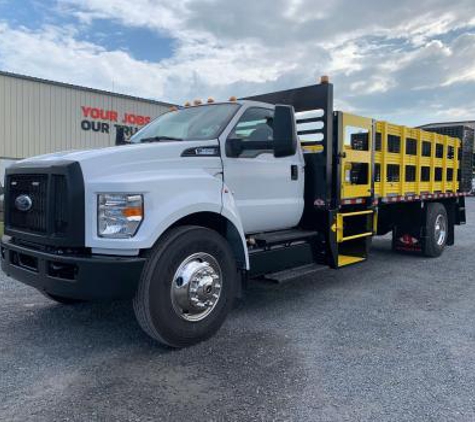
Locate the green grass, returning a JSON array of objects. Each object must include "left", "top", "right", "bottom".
[{"left": 0, "top": 221, "right": 3, "bottom": 236}]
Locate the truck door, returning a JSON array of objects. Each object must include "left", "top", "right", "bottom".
[
  {"left": 222, "top": 106, "right": 305, "bottom": 234},
  {"left": 339, "top": 113, "right": 373, "bottom": 200}
]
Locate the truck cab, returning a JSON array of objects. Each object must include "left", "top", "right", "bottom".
[{"left": 1, "top": 79, "right": 469, "bottom": 347}]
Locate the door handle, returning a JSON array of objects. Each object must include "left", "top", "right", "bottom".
[{"left": 291, "top": 165, "right": 299, "bottom": 181}]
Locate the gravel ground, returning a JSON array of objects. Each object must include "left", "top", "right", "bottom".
[{"left": 1, "top": 198, "right": 475, "bottom": 422}]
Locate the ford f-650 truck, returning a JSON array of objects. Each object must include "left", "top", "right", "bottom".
[{"left": 1, "top": 78, "right": 471, "bottom": 347}]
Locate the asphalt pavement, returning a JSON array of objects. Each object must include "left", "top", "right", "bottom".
[{"left": 1, "top": 198, "right": 475, "bottom": 421}]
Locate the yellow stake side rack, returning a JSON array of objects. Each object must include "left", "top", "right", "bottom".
[
  {"left": 338, "top": 113, "right": 461, "bottom": 203},
  {"left": 373, "top": 121, "right": 460, "bottom": 200},
  {"left": 332, "top": 112, "right": 464, "bottom": 268},
  {"left": 246, "top": 81, "right": 468, "bottom": 270}
]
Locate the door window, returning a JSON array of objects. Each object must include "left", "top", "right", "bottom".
[{"left": 227, "top": 108, "right": 274, "bottom": 157}]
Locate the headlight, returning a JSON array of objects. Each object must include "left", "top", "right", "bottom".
[{"left": 98, "top": 194, "right": 144, "bottom": 238}]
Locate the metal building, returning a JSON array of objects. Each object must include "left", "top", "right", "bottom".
[
  {"left": 419, "top": 121, "right": 475, "bottom": 161},
  {"left": 419, "top": 121, "right": 475, "bottom": 192},
  {"left": 421, "top": 120, "right": 475, "bottom": 129},
  {"left": 0, "top": 70, "right": 173, "bottom": 217},
  {"left": 0, "top": 70, "right": 173, "bottom": 161}
]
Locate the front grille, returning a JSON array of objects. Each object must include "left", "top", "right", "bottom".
[
  {"left": 52, "top": 174, "right": 69, "bottom": 234},
  {"left": 4, "top": 162, "right": 85, "bottom": 248},
  {"left": 8, "top": 174, "right": 48, "bottom": 233}
]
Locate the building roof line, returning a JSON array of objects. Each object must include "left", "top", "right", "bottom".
[
  {"left": 419, "top": 120, "right": 475, "bottom": 128},
  {"left": 0, "top": 69, "right": 176, "bottom": 107}
]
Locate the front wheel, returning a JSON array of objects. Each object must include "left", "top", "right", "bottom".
[{"left": 133, "top": 226, "right": 237, "bottom": 348}]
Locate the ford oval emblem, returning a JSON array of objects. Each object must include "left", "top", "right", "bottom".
[{"left": 15, "top": 194, "right": 33, "bottom": 212}]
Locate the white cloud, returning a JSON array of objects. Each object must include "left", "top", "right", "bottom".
[
  {"left": 0, "top": 0, "right": 475, "bottom": 125},
  {"left": 0, "top": 22, "right": 167, "bottom": 97}
]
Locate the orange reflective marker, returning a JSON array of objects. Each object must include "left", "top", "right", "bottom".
[{"left": 122, "top": 207, "right": 143, "bottom": 218}]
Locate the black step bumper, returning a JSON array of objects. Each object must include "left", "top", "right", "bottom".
[{"left": 1, "top": 237, "right": 146, "bottom": 300}]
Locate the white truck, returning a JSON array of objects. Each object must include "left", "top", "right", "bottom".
[{"left": 1, "top": 79, "right": 469, "bottom": 347}]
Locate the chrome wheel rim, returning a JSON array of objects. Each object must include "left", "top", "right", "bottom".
[
  {"left": 435, "top": 214, "right": 447, "bottom": 246},
  {"left": 170, "top": 252, "right": 222, "bottom": 322}
]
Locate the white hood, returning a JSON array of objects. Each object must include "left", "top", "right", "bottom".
[
  {"left": 15, "top": 140, "right": 222, "bottom": 180},
  {"left": 11, "top": 139, "right": 225, "bottom": 251}
]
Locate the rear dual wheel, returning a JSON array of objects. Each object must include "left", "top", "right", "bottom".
[
  {"left": 424, "top": 202, "right": 448, "bottom": 258},
  {"left": 133, "top": 226, "right": 237, "bottom": 348}
]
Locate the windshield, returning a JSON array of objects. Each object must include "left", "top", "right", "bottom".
[{"left": 130, "top": 103, "right": 240, "bottom": 143}]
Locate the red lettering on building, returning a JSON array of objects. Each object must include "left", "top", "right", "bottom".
[{"left": 80, "top": 106, "right": 150, "bottom": 126}]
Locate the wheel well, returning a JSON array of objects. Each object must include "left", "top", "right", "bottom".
[{"left": 169, "top": 212, "right": 247, "bottom": 270}]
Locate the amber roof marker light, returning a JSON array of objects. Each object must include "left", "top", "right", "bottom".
[{"left": 320, "top": 75, "right": 330, "bottom": 84}]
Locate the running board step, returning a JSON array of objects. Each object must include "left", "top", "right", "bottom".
[
  {"left": 263, "top": 263, "right": 327, "bottom": 284},
  {"left": 253, "top": 229, "right": 319, "bottom": 247}
]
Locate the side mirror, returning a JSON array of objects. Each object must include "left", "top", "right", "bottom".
[
  {"left": 273, "top": 105, "right": 298, "bottom": 158},
  {"left": 115, "top": 127, "right": 127, "bottom": 146}
]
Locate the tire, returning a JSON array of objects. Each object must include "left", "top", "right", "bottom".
[
  {"left": 133, "top": 226, "right": 237, "bottom": 348},
  {"left": 44, "top": 293, "right": 85, "bottom": 305},
  {"left": 424, "top": 202, "right": 448, "bottom": 258}
]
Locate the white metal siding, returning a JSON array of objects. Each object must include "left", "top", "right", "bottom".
[{"left": 0, "top": 73, "right": 170, "bottom": 159}]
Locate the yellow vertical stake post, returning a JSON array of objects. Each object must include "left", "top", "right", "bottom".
[
  {"left": 381, "top": 122, "right": 388, "bottom": 198},
  {"left": 400, "top": 126, "right": 407, "bottom": 195},
  {"left": 430, "top": 132, "right": 435, "bottom": 194},
  {"left": 454, "top": 139, "right": 460, "bottom": 192},
  {"left": 416, "top": 129, "right": 422, "bottom": 195},
  {"left": 442, "top": 135, "right": 448, "bottom": 193}
]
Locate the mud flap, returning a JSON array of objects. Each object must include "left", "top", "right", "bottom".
[{"left": 392, "top": 226, "right": 424, "bottom": 254}]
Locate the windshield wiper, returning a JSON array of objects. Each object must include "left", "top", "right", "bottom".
[{"left": 139, "top": 136, "right": 184, "bottom": 143}]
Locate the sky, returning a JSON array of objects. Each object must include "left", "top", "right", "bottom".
[{"left": 0, "top": 0, "right": 475, "bottom": 126}]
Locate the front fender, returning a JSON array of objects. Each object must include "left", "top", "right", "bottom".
[
  {"left": 86, "top": 168, "right": 223, "bottom": 250},
  {"left": 85, "top": 170, "right": 250, "bottom": 269},
  {"left": 221, "top": 184, "right": 249, "bottom": 269}
]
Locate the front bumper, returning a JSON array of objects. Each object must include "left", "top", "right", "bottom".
[{"left": 1, "top": 237, "right": 146, "bottom": 300}]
